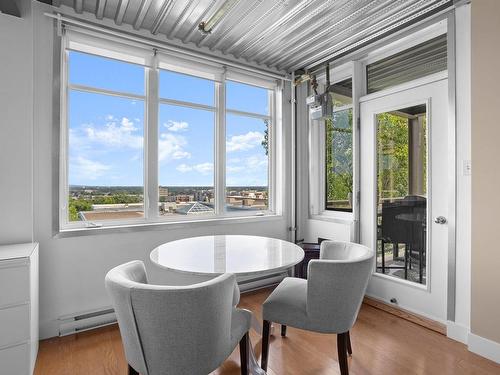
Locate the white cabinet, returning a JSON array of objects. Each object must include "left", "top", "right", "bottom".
[{"left": 0, "top": 243, "right": 38, "bottom": 375}]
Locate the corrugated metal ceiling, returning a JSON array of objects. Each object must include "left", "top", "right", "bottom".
[{"left": 51, "top": 0, "right": 452, "bottom": 73}]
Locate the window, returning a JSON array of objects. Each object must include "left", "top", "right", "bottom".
[
  {"left": 67, "top": 51, "right": 146, "bottom": 222},
  {"left": 225, "top": 81, "right": 272, "bottom": 213},
  {"left": 325, "top": 78, "right": 353, "bottom": 212},
  {"left": 61, "top": 36, "right": 278, "bottom": 229},
  {"left": 158, "top": 71, "right": 215, "bottom": 218}
]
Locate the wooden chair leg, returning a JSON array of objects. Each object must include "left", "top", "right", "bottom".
[
  {"left": 128, "top": 364, "right": 139, "bottom": 375},
  {"left": 239, "top": 332, "right": 249, "bottom": 375},
  {"left": 337, "top": 332, "right": 349, "bottom": 375},
  {"left": 281, "top": 324, "right": 287, "bottom": 337},
  {"left": 346, "top": 331, "right": 352, "bottom": 356},
  {"left": 261, "top": 320, "right": 271, "bottom": 371}
]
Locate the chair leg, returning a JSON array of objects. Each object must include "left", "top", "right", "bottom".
[
  {"left": 239, "top": 332, "right": 249, "bottom": 375},
  {"left": 346, "top": 331, "right": 352, "bottom": 356},
  {"left": 281, "top": 324, "right": 287, "bottom": 337},
  {"left": 128, "top": 364, "right": 139, "bottom": 375},
  {"left": 337, "top": 332, "right": 349, "bottom": 375},
  {"left": 261, "top": 320, "right": 271, "bottom": 371}
]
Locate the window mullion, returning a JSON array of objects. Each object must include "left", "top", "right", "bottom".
[
  {"left": 145, "top": 59, "right": 159, "bottom": 221},
  {"left": 215, "top": 75, "right": 226, "bottom": 216}
]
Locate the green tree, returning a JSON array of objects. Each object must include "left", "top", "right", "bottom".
[
  {"left": 376, "top": 113, "right": 409, "bottom": 200},
  {"left": 325, "top": 109, "right": 353, "bottom": 210},
  {"left": 261, "top": 119, "right": 269, "bottom": 156},
  {"left": 68, "top": 198, "right": 92, "bottom": 221}
]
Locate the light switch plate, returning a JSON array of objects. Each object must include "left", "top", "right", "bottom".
[{"left": 463, "top": 160, "right": 472, "bottom": 176}]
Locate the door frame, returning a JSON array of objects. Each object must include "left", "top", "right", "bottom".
[{"left": 359, "top": 71, "right": 456, "bottom": 323}]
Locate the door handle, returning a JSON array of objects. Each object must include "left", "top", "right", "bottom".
[{"left": 434, "top": 216, "right": 447, "bottom": 224}]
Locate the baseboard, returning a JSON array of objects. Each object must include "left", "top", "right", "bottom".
[
  {"left": 39, "top": 319, "right": 59, "bottom": 340},
  {"left": 446, "top": 321, "right": 469, "bottom": 344},
  {"left": 363, "top": 296, "right": 446, "bottom": 335},
  {"left": 468, "top": 333, "right": 500, "bottom": 364}
]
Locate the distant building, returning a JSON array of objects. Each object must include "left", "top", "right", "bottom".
[
  {"left": 176, "top": 194, "right": 193, "bottom": 203},
  {"left": 80, "top": 203, "right": 144, "bottom": 221},
  {"left": 225, "top": 189, "right": 268, "bottom": 210},
  {"left": 159, "top": 186, "right": 169, "bottom": 198},
  {"left": 175, "top": 202, "right": 214, "bottom": 215}
]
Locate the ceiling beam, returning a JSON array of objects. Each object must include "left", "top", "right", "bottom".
[
  {"left": 115, "top": 0, "right": 129, "bottom": 25},
  {"left": 95, "top": 0, "right": 106, "bottom": 19},
  {"left": 205, "top": 0, "right": 265, "bottom": 51},
  {"left": 151, "top": 0, "right": 175, "bottom": 35},
  {"left": 133, "top": 0, "right": 153, "bottom": 30},
  {"left": 167, "top": 0, "right": 197, "bottom": 38},
  {"left": 74, "top": 0, "right": 83, "bottom": 14}
]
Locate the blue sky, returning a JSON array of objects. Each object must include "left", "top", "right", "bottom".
[{"left": 68, "top": 51, "right": 269, "bottom": 188}]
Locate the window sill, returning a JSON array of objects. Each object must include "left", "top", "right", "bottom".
[
  {"left": 310, "top": 213, "right": 354, "bottom": 225},
  {"left": 56, "top": 213, "right": 284, "bottom": 238}
]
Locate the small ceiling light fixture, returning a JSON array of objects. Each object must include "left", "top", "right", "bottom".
[{"left": 198, "top": 0, "right": 240, "bottom": 35}]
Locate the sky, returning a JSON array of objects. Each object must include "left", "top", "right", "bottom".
[{"left": 68, "top": 51, "right": 269, "bottom": 188}]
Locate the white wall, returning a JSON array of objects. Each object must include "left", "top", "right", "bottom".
[
  {"left": 30, "top": 2, "right": 291, "bottom": 339},
  {"left": 449, "top": 3, "right": 471, "bottom": 343},
  {"left": 0, "top": 0, "right": 34, "bottom": 244}
]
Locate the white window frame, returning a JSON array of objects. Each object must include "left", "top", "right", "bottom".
[
  {"left": 309, "top": 62, "right": 357, "bottom": 223},
  {"left": 59, "top": 31, "right": 280, "bottom": 232}
]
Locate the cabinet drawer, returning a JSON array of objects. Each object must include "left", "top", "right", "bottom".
[
  {"left": 0, "top": 343, "right": 29, "bottom": 375},
  {"left": 0, "top": 263, "right": 29, "bottom": 307},
  {"left": 0, "top": 304, "right": 30, "bottom": 347}
]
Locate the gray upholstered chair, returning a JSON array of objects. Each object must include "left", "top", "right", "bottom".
[
  {"left": 105, "top": 260, "right": 252, "bottom": 375},
  {"left": 261, "top": 241, "right": 374, "bottom": 375}
]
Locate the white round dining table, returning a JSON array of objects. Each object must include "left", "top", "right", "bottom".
[
  {"left": 150, "top": 234, "right": 304, "bottom": 277},
  {"left": 150, "top": 234, "right": 305, "bottom": 375}
]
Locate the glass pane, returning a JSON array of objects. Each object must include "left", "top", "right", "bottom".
[
  {"left": 325, "top": 108, "right": 353, "bottom": 212},
  {"left": 159, "top": 70, "right": 215, "bottom": 106},
  {"left": 69, "top": 51, "right": 145, "bottom": 95},
  {"left": 158, "top": 104, "right": 215, "bottom": 217},
  {"left": 226, "top": 81, "right": 269, "bottom": 115},
  {"left": 225, "top": 114, "right": 269, "bottom": 212},
  {"left": 68, "top": 90, "right": 144, "bottom": 221},
  {"left": 331, "top": 78, "right": 353, "bottom": 108},
  {"left": 376, "top": 104, "right": 427, "bottom": 285}
]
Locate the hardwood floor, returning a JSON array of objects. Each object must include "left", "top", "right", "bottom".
[{"left": 34, "top": 288, "right": 500, "bottom": 375}]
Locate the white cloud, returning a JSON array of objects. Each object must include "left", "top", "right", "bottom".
[
  {"left": 176, "top": 164, "right": 192, "bottom": 173},
  {"left": 84, "top": 117, "right": 143, "bottom": 149},
  {"left": 226, "top": 131, "right": 264, "bottom": 152},
  {"left": 71, "top": 156, "right": 110, "bottom": 180},
  {"left": 245, "top": 154, "right": 268, "bottom": 169},
  {"left": 176, "top": 162, "right": 214, "bottom": 175},
  {"left": 159, "top": 133, "right": 191, "bottom": 162},
  {"left": 165, "top": 120, "right": 189, "bottom": 132},
  {"left": 227, "top": 165, "right": 244, "bottom": 173},
  {"left": 193, "top": 162, "right": 213, "bottom": 174}
]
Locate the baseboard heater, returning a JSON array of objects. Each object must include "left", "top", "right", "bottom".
[
  {"left": 58, "top": 273, "right": 286, "bottom": 336},
  {"left": 58, "top": 308, "right": 117, "bottom": 337},
  {"left": 238, "top": 272, "right": 287, "bottom": 293}
]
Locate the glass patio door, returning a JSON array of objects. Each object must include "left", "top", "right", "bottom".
[{"left": 359, "top": 78, "right": 449, "bottom": 322}]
